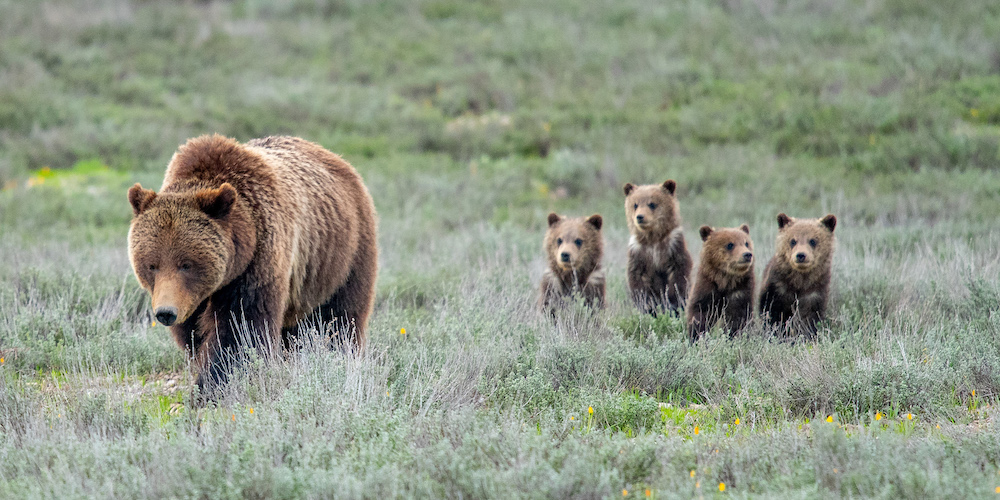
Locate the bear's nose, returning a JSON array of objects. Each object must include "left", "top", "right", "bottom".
[
  {"left": 560, "top": 252, "right": 571, "bottom": 262},
  {"left": 742, "top": 252, "right": 753, "bottom": 262},
  {"left": 795, "top": 253, "right": 807, "bottom": 263},
  {"left": 635, "top": 214, "right": 645, "bottom": 223},
  {"left": 155, "top": 307, "right": 178, "bottom": 327}
]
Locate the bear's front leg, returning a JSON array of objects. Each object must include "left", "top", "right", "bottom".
[
  {"left": 791, "top": 291, "right": 827, "bottom": 338},
  {"left": 583, "top": 273, "right": 606, "bottom": 309},
  {"left": 194, "top": 273, "right": 286, "bottom": 402},
  {"left": 686, "top": 295, "right": 717, "bottom": 341},
  {"left": 627, "top": 254, "right": 657, "bottom": 314}
]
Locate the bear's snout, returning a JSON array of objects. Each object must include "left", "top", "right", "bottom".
[
  {"left": 155, "top": 306, "right": 178, "bottom": 326},
  {"left": 795, "top": 252, "right": 807, "bottom": 263},
  {"left": 635, "top": 214, "right": 645, "bottom": 224},
  {"left": 742, "top": 252, "right": 753, "bottom": 263},
  {"left": 560, "top": 252, "right": 571, "bottom": 263}
]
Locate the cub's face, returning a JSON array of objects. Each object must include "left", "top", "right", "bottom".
[
  {"left": 623, "top": 180, "right": 679, "bottom": 235},
  {"left": 775, "top": 213, "right": 836, "bottom": 272},
  {"left": 700, "top": 224, "right": 754, "bottom": 276},
  {"left": 127, "top": 183, "right": 236, "bottom": 327},
  {"left": 545, "top": 213, "right": 603, "bottom": 272}
]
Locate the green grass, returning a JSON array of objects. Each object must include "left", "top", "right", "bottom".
[{"left": 2, "top": 0, "right": 1000, "bottom": 497}]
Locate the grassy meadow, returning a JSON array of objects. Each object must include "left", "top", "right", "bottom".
[{"left": 3, "top": 0, "right": 1000, "bottom": 497}]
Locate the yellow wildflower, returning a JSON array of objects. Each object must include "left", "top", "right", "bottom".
[
  {"left": 826, "top": 415, "right": 833, "bottom": 423},
  {"left": 400, "top": 328, "right": 406, "bottom": 335},
  {"left": 875, "top": 412, "right": 881, "bottom": 421},
  {"left": 589, "top": 406, "right": 594, "bottom": 415},
  {"left": 622, "top": 489, "right": 627, "bottom": 496},
  {"left": 690, "top": 470, "right": 695, "bottom": 478},
  {"left": 694, "top": 426, "right": 699, "bottom": 435},
  {"left": 645, "top": 489, "right": 651, "bottom": 497},
  {"left": 734, "top": 418, "right": 740, "bottom": 425},
  {"left": 907, "top": 413, "right": 913, "bottom": 420},
  {"left": 719, "top": 482, "right": 726, "bottom": 492}
]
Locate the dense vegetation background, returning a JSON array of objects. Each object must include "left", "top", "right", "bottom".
[{"left": 2, "top": 0, "right": 1000, "bottom": 497}]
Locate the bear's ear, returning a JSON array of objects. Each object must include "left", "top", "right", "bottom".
[
  {"left": 128, "top": 183, "right": 157, "bottom": 216},
  {"left": 662, "top": 180, "right": 677, "bottom": 195},
  {"left": 586, "top": 214, "right": 603, "bottom": 231},
  {"left": 699, "top": 225, "right": 713, "bottom": 241},
  {"left": 197, "top": 183, "right": 238, "bottom": 219},
  {"left": 821, "top": 214, "right": 837, "bottom": 232},
  {"left": 623, "top": 183, "right": 635, "bottom": 196},
  {"left": 547, "top": 212, "right": 562, "bottom": 227},
  {"left": 739, "top": 224, "right": 750, "bottom": 235},
  {"left": 776, "top": 213, "right": 792, "bottom": 230}
]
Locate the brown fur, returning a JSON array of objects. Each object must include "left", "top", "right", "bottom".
[
  {"left": 128, "top": 134, "right": 378, "bottom": 398},
  {"left": 623, "top": 180, "right": 692, "bottom": 315},
  {"left": 759, "top": 213, "right": 836, "bottom": 337},
  {"left": 538, "top": 213, "right": 606, "bottom": 312},
  {"left": 686, "top": 224, "right": 755, "bottom": 340}
]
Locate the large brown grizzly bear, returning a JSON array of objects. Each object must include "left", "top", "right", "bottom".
[
  {"left": 686, "top": 224, "right": 755, "bottom": 340},
  {"left": 759, "top": 213, "right": 837, "bottom": 337},
  {"left": 538, "top": 213, "right": 606, "bottom": 312},
  {"left": 127, "top": 135, "right": 378, "bottom": 397},
  {"left": 623, "top": 180, "right": 692, "bottom": 315}
]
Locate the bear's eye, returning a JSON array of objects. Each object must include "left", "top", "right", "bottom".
[
  {"left": 648, "top": 203, "right": 657, "bottom": 210},
  {"left": 179, "top": 262, "right": 192, "bottom": 271},
  {"left": 574, "top": 239, "right": 583, "bottom": 247},
  {"left": 809, "top": 239, "right": 817, "bottom": 248},
  {"left": 745, "top": 242, "right": 750, "bottom": 248},
  {"left": 556, "top": 238, "right": 563, "bottom": 245},
  {"left": 726, "top": 242, "right": 735, "bottom": 251},
  {"left": 789, "top": 239, "right": 797, "bottom": 248},
  {"left": 633, "top": 203, "right": 638, "bottom": 210}
]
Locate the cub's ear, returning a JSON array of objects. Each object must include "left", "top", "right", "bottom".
[
  {"left": 623, "top": 183, "right": 635, "bottom": 196},
  {"left": 547, "top": 212, "right": 562, "bottom": 227},
  {"left": 662, "top": 180, "right": 676, "bottom": 195},
  {"left": 699, "top": 225, "right": 713, "bottom": 241},
  {"left": 197, "top": 183, "right": 238, "bottom": 219},
  {"left": 586, "top": 214, "right": 603, "bottom": 230},
  {"left": 821, "top": 214, "right": 837, "bottom": 232},
  {"left": 128, "top": 183, "right": 157, "bottom": 216},
  {"left": 739, "top": 224, "right": 750, "bottom": 235},
  {"left": 776, "top": 213, "right": 792, "bottom": 230}
]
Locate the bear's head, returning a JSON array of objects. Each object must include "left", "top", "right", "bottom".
[
  {"left": 699, "top": 224, "right": 754, "bottom": 277},
  {"left": 127, "top": 182, "right": 255, "bottom": 327},
  {"left": 623, "top": 180, "right": 680, "bottom": 241},
  {"left": 545, "top": 213, "right": 603, "bottom": 275},
  {"left": 774, "top": 213, "right": 836, "bottom": 273}
]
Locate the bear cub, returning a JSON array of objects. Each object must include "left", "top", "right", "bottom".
[
  {"left": 759, "top": 213, "right": 837, "bottom": 337},
  {"left": 624, "top": 180, "right": 692, "bottom": 315},
  {"left": 538, "top": 213, "right": 606, "bottom": 312},
  {"left": 687, "top": 224, "right": 755, "bottom": 340}
]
